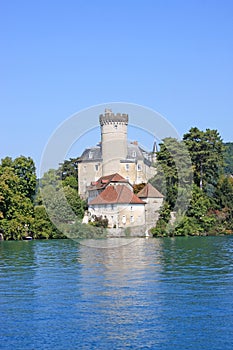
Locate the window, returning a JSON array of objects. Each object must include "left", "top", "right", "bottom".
[
  {"left": 114, "top": 124, "right": 118, "bottom": 129},
  {"left": 130, "top": 206, "right": 134, "bottom": 211},
  {"left": 130, "top": 216, "right": 134, "bottom": 223},
  {"left": 95, "top": 164, "right": 98, "bottom": 171},
  {"left": 137, "top": 164, "right": 142, "bottom": 171},
  {"left": 122, "top": 215, "right": 126, "bottom": 224},
  {"left": 125, "top": 164, "right": 129, "bottom": 171}
]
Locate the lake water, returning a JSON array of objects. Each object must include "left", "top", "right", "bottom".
[{"left": 1, "top": 236, "right": 233, "bottom": 349}]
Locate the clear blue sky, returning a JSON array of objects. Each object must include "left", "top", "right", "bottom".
[{"left": 1, "top": 0, "right": 233, "bottom": 173}]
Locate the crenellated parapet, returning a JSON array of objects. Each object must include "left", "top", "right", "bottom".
[{"left": 99, "top": 109, "right": 128, "bottom": 126}]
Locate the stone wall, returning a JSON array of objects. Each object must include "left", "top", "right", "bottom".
[
  {"left": 78, "top": 161, "right": 102, "bottom": 198},
  {"left": 106, "top": 225, "right": 151, "bottom": 237},
  {"left": 89, "top": 203, "right": 145, "bottom": 228}
]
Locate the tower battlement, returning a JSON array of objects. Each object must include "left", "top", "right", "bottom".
[{"left": 99, "top": 109, "right": 128, "bottom": 126}]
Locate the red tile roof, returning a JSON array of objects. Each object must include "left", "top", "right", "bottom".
[
  {"left": 137, "top": 183, "right": 164, "bottom": 198},
  {"left": 88, "top": 173, "right": 129, "bottom": 191},
  {"left": 89, "top": 185, "right": 145, "bottom": 205}
]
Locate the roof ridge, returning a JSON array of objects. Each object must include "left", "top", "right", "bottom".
[
  {"left": 137, "top": 183, "right": 164, "bottom": 198},
  {"left": 89, "top": 184, "right": 145, "bottom": 205}
]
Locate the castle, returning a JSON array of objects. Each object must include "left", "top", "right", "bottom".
[
  {"left": 78, "top": 110, "right": 164, "bottom": 231},
  {"left": 78, "top": 109, "right": 157, "bottom": 198}
]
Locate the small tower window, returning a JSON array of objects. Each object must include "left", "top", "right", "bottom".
[
  {"left": 130, "top": 216, "right": 134, "bottom": 223},
  {"left": 125, "top": 164, "right": 129, "bottom": 171},
  {"left": 114, "top": 124, "right": 118, "bottom": 129},
  {"left": 95, "top": 164, "right": 99, "bottom": 171}
]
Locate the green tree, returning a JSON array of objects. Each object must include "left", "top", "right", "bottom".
[
  {"left": 57, "top": 157, "right": 79, "bottom": 182},
  {"left": 13, "top": 156, "right": 36, "bottom": 200},
  {"left": 214, "top": 175, "right": 233, "bottom": 231},
  {"left": 183, "top": 127, "right": 224, "bottom": 191},
  {"left": 0, "top": 156, "right": 36, "bottom": 240},
  {"left": 224, "top": 142, "right": 233, "bottom": 175},
  {"left": 39, "top": 167, "right": 86, "bottom": 235},
  {"left": 150, "top": 202, "right": 171, "bottom": 237},
  {"left": 32, "top": 205, "right": 65, "bottom": 239},
  {"left": 150, "top": 137, "right": 192, "bottom": 209}
]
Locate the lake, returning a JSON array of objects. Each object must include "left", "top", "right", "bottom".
[{"left": 1, "top": 236, "right": 233, "bottom": 349}]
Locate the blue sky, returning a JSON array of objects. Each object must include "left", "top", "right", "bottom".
[{"left": 1, "top": 0, "right": 233, "bottom": 174}]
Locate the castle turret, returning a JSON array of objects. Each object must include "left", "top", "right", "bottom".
[{"left": 100, "top": 109, "right": 128, "bottom": 176}]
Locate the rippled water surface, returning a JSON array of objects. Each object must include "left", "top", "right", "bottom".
[{"left": 1, "top": 236, "right": 233, "bottom": 349}]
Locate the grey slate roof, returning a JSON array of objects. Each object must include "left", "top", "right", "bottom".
[
  {"left": 79, "top": 146, "right": 102, "bottom": 162},
  {"left": 79, "top": 142, "right": 154, "bottom": 165}
]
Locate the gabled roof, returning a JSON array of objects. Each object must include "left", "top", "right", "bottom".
[
  {"left": 89, "top": 185, "right": 145, "bottom": 205},
  {"left": 137, "top": 183, "right": 164, "bottom": 198},
  {"left": 88, "top": 173, "right": 129, "bottom": 191}
]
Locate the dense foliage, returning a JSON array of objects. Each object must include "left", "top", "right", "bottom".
[
  {"left": 0, "top": 156, "right": 86, "bottom": 240},
  {"left": 0, "top": 130, "right": 232, "bottom": 240},
  {"left": 150, "top": 128, "right": 233, "bottom": 237},
  {"left": 224, "top": 142, "right": 233, "bottom": 174}
]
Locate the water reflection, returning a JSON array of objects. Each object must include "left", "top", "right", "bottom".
[
  {"left": 1, "top": 237, "right": 233, "bottom": 349},
  {"left": 77, "top": 238, "right": 168, "bottom": 346},
  {"left": 76, "top": 236, "right": 233, "bottom": 348},
  {"left": 0, "top": 241, "right": 38, "bottom": 344}
]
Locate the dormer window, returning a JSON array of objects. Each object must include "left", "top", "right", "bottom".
[
  {"left": 89, "top": 151, "right": 93, "bottom": 159},
  {"left": 132, "top": 151, "right": 136, "bottom": 158}
]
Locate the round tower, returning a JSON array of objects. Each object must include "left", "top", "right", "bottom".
[{"left": 99, "top": 109, "right": 128, "bottom": 176}]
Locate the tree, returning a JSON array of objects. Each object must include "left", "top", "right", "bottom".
[
  {"left": 38, "top": 166, "right": 86, "bottom": 235},
  {"left": 150, "top": 137, "right": 192, "bottom": 209},
  {"left": 133, "top": 183, "right": 146, "bottom": 194},
  {"left": 13, "top": 156, "right": 36, "bottom": 200},
  {"left": 0, "top": 156, "right": 36, "bottom": 240},
  {"left": 32, "top": 205, "right": 65, "bottom": 239},
  {"left": 150, "top": 202, "right": 171, "bottom": 237},
  {"left": 224, "top": 142, "right": 233, "bottom": 175},
  {"left": 57, "top": 157, "right": 79, "bottom": 182},
  {"left": 183, "top": 127, "right": 225, "bottom": 191},
  {"left": 213, "top": 175, "right": 233, "bottom": 231}
]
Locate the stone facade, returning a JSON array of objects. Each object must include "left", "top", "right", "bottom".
[
  {"left": 85, "top": 173, "right": 164, "bottom": 230},
  {"left": 88, "top": 179, "right": 146, "bottom": 229},
  {"left": 137, "top": 183, "right": 164, "bottom": 229},
  {"left": 89, "top": 203, "right": 146, "bottom": 229},
  {"left": 78, "top": 109, "right": 157, "bottom": 198}
]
